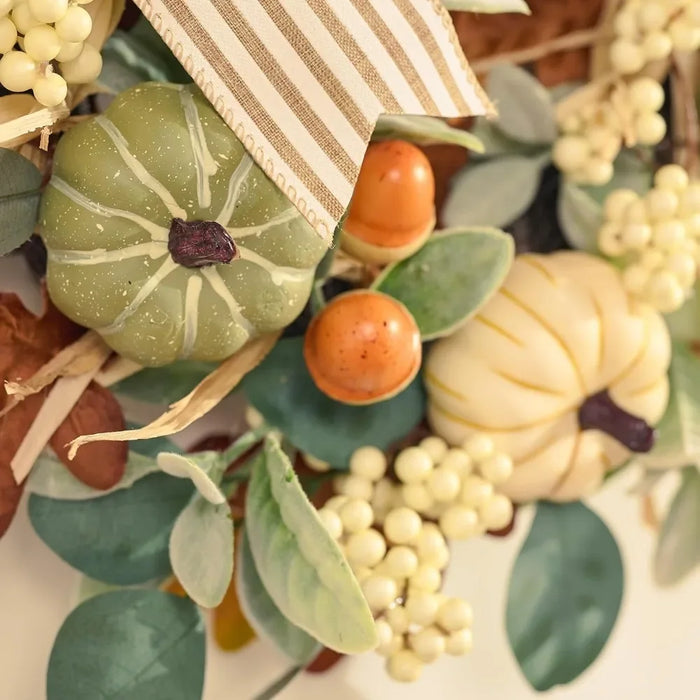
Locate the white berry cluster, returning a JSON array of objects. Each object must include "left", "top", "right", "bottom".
[
  {"left": 316, "top": 433, "right": 514, "bottom": 683},
  {"left": 610, "top": 0, "right": 700, "bottom": 74},
  {"left": 598, "top": 164, "right": 700, "bottom": 312},
  {"left": 0, "top": 0, "right": 102, "bottom": 107},
  {"left": 553, "top": 77, "right": 666, "bottom": 185}
]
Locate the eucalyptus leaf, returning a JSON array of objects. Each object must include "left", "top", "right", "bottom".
[
  {"left": 28, "top": 450, "right": 158, "bottom": 500},
  {"left": 557, "top": 182, "right": 603, "bottom": 253},
  {"left": 253, "top": 665, "right": 304, "bottom": 700},
  {"left": 237, "top": 528, "right": 319, "bottom": 664},
  {"left": 654, "top": 467, "right": 700, "bottom": 586},
  {"left": 506, "top": 501, "right": 623, "bottom": 692},
  {"left": 374, "top": 114, "right": 484, "bottom": 153},
  {"left": 443, "top": 154, "right": 549, "bottom": 229},
  {"left": 640, "top": 343, "right": 700, "bottom": 470},
  {"left": 487, "top": 65, "right": 557, "bottom": 144},
  {"left": 442, "top": 0, "right": 530, "bottom": 13},
  {"left": 47, "top": 590, "right": 205, "bottom": 700},
  {"left": 29, "top": 473, "right": 193, "bottom": 584},
  {"left": 169, "top": 495, "right": 233, "bottom": 608},
  {"left": 372, "top": 227, "right": 513, "bottom": 339},
  {"left": 0, "top": 148, "right": 42, "bottom": 256},
  {"left": 112, "top": 360, "right": 218, "bottom": 405},
  {"left": 242, "top": 337, "right": 425, "bottom": 466},
  {"left": 245, "top": 436, "right": 377, "bottom": 653}
]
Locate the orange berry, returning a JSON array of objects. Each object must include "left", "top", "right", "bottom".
[
  {"left": 342, "top": 140, "right": 436, "bottom": 264},
  {"left": 303, "top": 290, "right": 422, "bottom": 405}
]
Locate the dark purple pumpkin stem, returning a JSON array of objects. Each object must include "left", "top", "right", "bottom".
[
  {"left": 168, "top": 218, "right": 238, "bottom": 268},
  {"left": 578, "top": 390, "right": 655, "bottom": 453}
]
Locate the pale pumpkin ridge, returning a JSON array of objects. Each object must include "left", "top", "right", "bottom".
[
  {"left": 94, "top": 115, "right": 187, "bottom": 220},
  {"left": 50, "top": 177, "right": 169, "bottom": 242},
  {"left": 473, "top": 314, "right": 525, "bottom": 347},
  {"left": 237, "top": 247, "right": 315, "bottom": 285},
  {"left": 607, "top": 316, "right": 651, "bottom": 389},
  {"left": 200, "top": 268, "right": 255, "bottom": 336},
  {"left": 216, "top": 154, "right": 254, "bottom": 225},
  {"left": 99, "top": 258, "right": 180, "bottom": 335},
  {"left": 425, "top": 369, "right": 466, "bottom": 401},
  {"left": 47, "top": 242, "right": 168, "bottom": 266},
  {"left": 180, "top": 275, "right": 203, "bottom": 359},
  {"left": 493, "top": 369, "right": 568, "bottom": 397},
  {"left": 512, "top": 423, "right": 574, "bottom": 465},
  {"left": 627, "top": 377, "right": 666, "bottom": 397},
  {"left": 226, "top": 207, "right": 298, "bottom": 238},
  {"left": 498, "top": 288, "right": 587, "bottom": 395},
  {"left": 550, "top": 432, "right": 582, "bottom": 495},
  {"left": 520, "top": 255, "right": 559, "bottom": 284},
  {"left": 590, "top": 294, "right": 605, "bottom": 373},
  {"left": 179, "top": 87, "right": 219, "bottom": 210},
  {"left": 429, "top": 399, "right": 576, "bottom": 433}
]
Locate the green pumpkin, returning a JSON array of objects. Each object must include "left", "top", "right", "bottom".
[{"left": 40, "top": 82, "right": 327, "bottom": 366}]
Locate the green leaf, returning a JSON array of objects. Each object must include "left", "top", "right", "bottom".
[
  {"left": 169, "top": 495, "right": 233, "bottom": 608},
  {"left": 557, "top": 182, "right": 603, "bottom": 253},
  {"left": 487, "top": 65, "right": 557, "bottom": 144},
  {"left": 112, "top": 360, "right": 218, "bottom": 404},
  {"left": 99, "top": 17, "right": 191, "bottom": 93},
  {"left": 242, "top": 337, "right": 425, "bottom": 466},
  {"left": 654, "top": 467, "right": 700, "bottom": 586},
  {"left": 372, "top": 227, "right": 513, "bottom": 339},
  {"left": 468, "top": 118, "right": 539, "bottom": 159},
  {"left": 640, "top": 343, "right": 700, "bottom": 470},
  {"left": 28, "top": 450, "right": 159, "bottom": 500},
  {"left": 443, "top": 0, "right": 530, "bottom": 13},
  {"left": 47, "top": 590, "right": 205, "bottom": 700},
  {"left": 442, "top": 154, "right": 549, "bottom": 229},
  {"left": 506, "top": 501, "right": 623, "bottom": 692},
  {"left": 253, "top": 665, "right": 304, "bottom": 700},
  {"left": 245, "top": 436, "right": 377, "bottom": 653},
  {"left": 237, "top": 528, "right": 319, "bottom": 664},
  {"left": 373, "top": 114, "right": 484, "bottom": 153},
  {"left": 29, "top": 473, "right": 193, "bottom": 584},
  {"left": 665, "top": 282, "right": 700, "bottom": 342},
  {"left": 0, "top": 148, "right": 42, "bottom": 256},
  {"left": 157, "top": 451, "right": 227, "bottom": 504}
]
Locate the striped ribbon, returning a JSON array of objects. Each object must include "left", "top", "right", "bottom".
[{"left": 133, "top": 0, "right": 494, "bottom": 243}]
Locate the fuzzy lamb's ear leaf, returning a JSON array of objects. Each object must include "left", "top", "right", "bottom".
[
  {"left": 557, "top": 182, "right": 603, "bottom": 254},
  {"left": 373, "top": 114, "right": 484, "bottom": 153},
  {"left": 245, "top": 436, "right": 377, "bottom": 653}
]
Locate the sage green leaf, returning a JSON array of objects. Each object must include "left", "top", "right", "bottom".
[
  {"left": 242, "top": 337, "right": 425, "bottom": 466},
  {"left": 253, "top": 666, "right": 304, "bottom": 700},
  {"left": 28, "top": 450, "right": 158, "bottom": 500},
  {"left": 557, "top": 182, "right": 603, "bottom": 253},
  {"left": 488, "top": 65, "right": 556, "bottom": 144},
  {"left": 442, "top": 154, "right": 549, "bottom": 229},
  {"left": 443, "top": 0, "right": 530, "bottom": 13},
  {"left": 245, "top": 436, "right": 377, "bottom": 653},
  {"left": 506, "top": 501, "right": 623, "bottom": 692},
  {"left": 169, "top": 495, "right": 233, "bottom": 608},
  {"left": 469, "top": 118, "right": 538, "bottom": 159},
  {"left": 29, "top": 473, "right": 193, "bottom": 584},
  {"left": 157, "top": 452, "right": 226, "bottom": 504},
  {"left": 654, "top": 467, "right": 700, "bottom": 586},
  {"left": 238, "top": 528, "right": 319, "bottom": 664},
  {"left": 640, "top": 343, "right": 700, "bottom": 470},
  {"left": 47, "top": 590, "right": 205, "bottom": 700},
  {"left": 112, "top": 360, "right": 218, "bottom": 404},
  {"left": 0, "top": 148, "right": 42, "bottom": 256},
  {"left": 665, "top": 282, "right": 700, "bottom": 342},
  {"left": 374, "top": 114, "right": 484, "bottom": 153},
  {"left": 372, "top": 227, "right": 513, "bottom": 339}
]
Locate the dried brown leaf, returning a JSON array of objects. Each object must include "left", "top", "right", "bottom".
[
  {"left": 0, "top": 103, "right": 70, "bottom": 150},
  {"left": 50, "top": 382, "right": 127, "bottom": 489},
  {"left": 68, "top": 333, "right": 280, "bottom": 456},
  {"left": 86, "top": 0, "right": 126, "bottom": 50}
]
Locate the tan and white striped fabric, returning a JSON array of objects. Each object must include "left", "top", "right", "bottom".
[{"left": 133, "top": 0, "right": 494, "bottom": 243}]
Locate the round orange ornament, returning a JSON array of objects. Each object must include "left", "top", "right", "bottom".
[
  {"left": 342, "top": 140, "right": 436, "bottom": 264},
  {"left": 303, "top": 290, "right": 422, "bottom": 405}
]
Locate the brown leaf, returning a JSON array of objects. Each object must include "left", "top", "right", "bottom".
[{"left": 49, "top": 382, "right": 127, "bottom": 490}]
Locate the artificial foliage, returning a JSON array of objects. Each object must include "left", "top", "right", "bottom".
[{"left": 1, "top": 1, "right": 699, "bottom": 699}]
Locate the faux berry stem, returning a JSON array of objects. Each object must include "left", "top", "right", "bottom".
[
  {"left": 670, "top": 57, "right": 699, "bottom": 179},
  {"left": 168, "top": 218, "right": 238, "bottom": 268},
  {"left": 578, "top": 390, "right": 655, "bottom": 453}
]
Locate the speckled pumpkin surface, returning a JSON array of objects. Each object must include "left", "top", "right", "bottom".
[{"left": 40, "top": 82, "right": 327, "bottom": 366}]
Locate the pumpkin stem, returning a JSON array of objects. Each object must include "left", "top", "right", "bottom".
[
  {"left": 168, "top": 218, "right": 238, "bottom": 268},
  {"left": 578, "top": 390, "right": 655, "bottom": 453}
]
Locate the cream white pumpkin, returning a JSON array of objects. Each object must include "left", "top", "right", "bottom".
[{"left": 425, "top": 251, "right": 671, "bottom": 502}]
